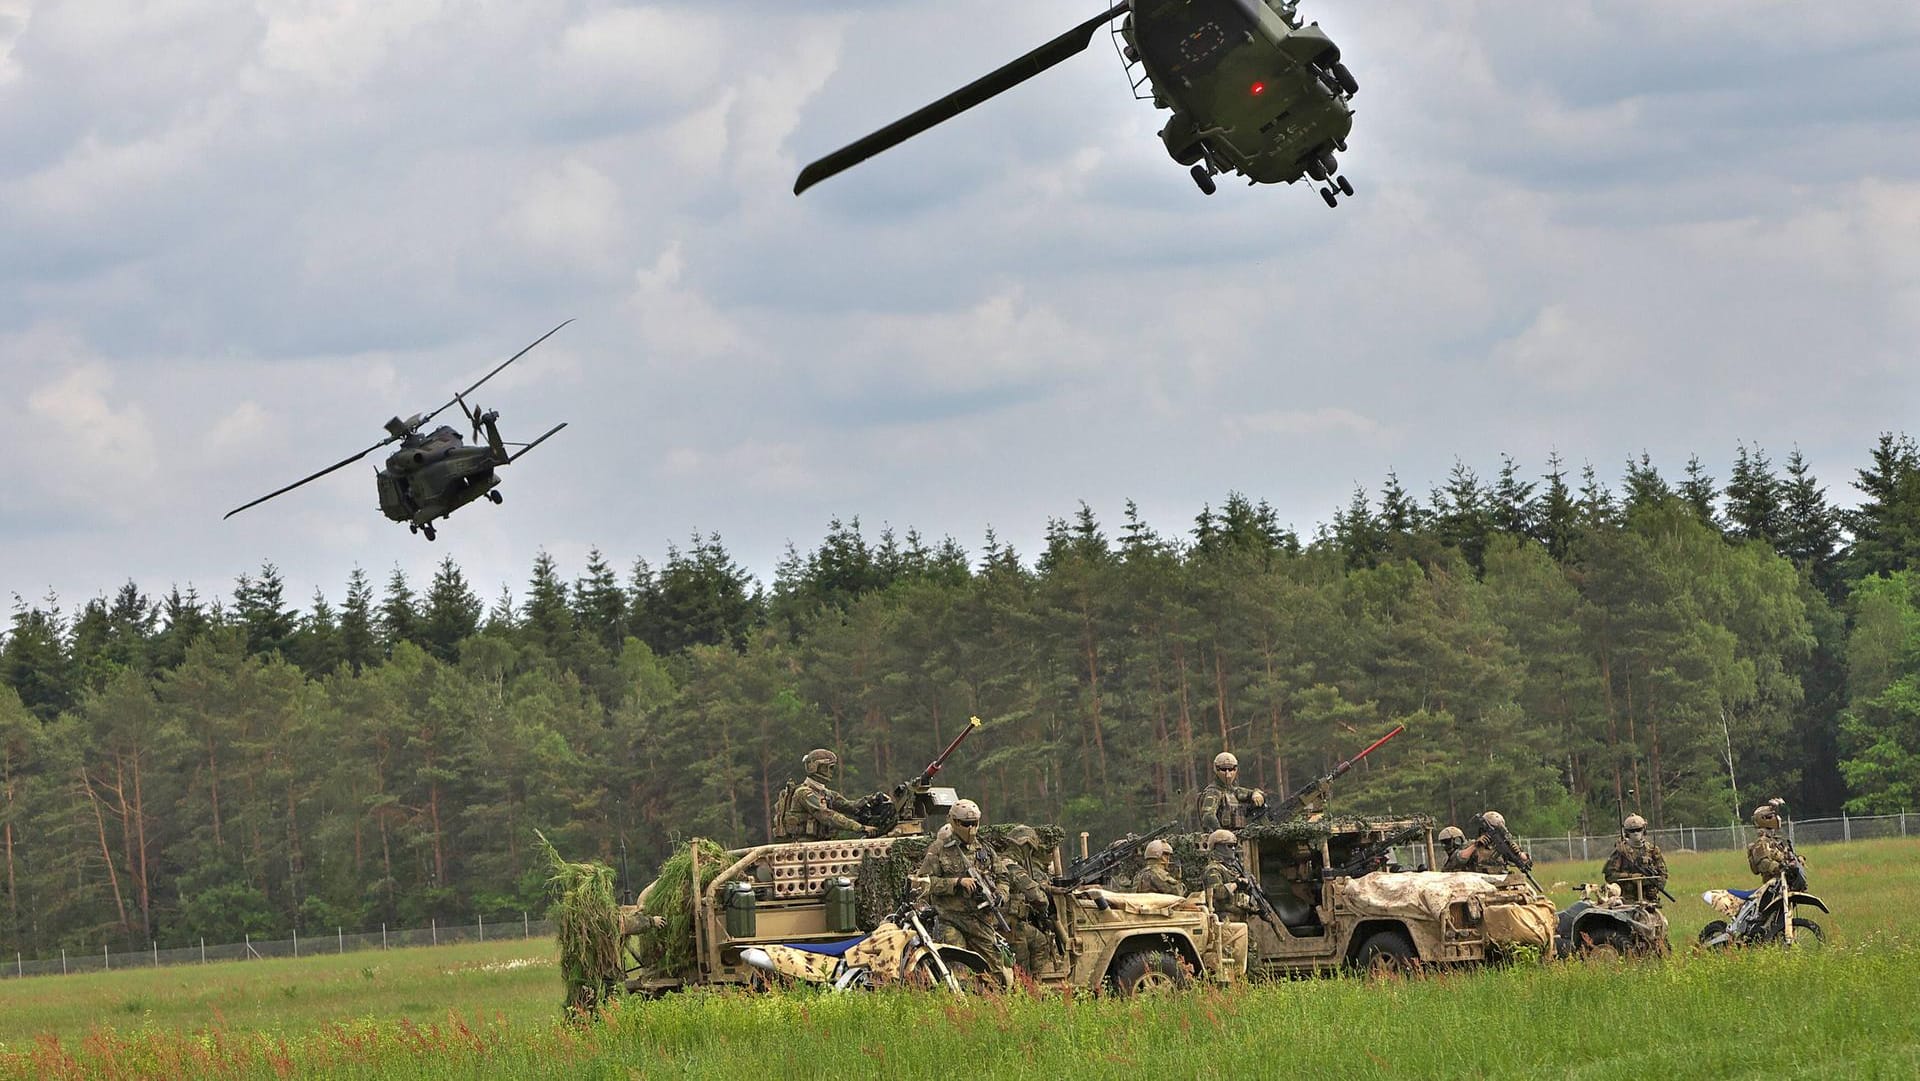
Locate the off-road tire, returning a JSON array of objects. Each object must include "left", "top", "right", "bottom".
[
  {"left": 1353, "top": 930, "right": 1415, "bottom": 976},
  {"left": 908, "top": 950, "right": 1002, "bottom": 994},
  {"left": 1780, "top": 917, "right": 1825, "bottom": 950},
  {"left": 1697, "top": 919, "right": 1731, "bottom": 949},
  {"left": 1112, "top": 950, "right": 1189, "bottom": 996}
]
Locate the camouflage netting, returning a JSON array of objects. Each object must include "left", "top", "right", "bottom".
[
  {"left": 633, "top": 837, "right": 731, "bottom": 977},
  {"left": 1105, "top": 814, "right": 1430, "bottom": 892},
  {"left": 851, "top": 824, "right": 1065, "bottom": 931},
  {"left": 537, "top": 831, "right": 624, "bottom": 1019}
]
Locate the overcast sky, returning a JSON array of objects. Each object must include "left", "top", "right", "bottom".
[{"left": 3, "top": 0, "right": 1917, "bottom": 615}]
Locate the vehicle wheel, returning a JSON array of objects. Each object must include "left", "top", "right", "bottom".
[
  {"left": 1697, "top": 919, "right": 1731, "bottom": 949},
  {"left": 1319, "top": 150, "right": 1339, "bottom": 175},
  {"left": 1352, "top": 930, "right": 1415, "bottom": 977},
  {"left": 1783, "top": 918, "right": 1825, "bottom": 950},
  {"left": 1306, "top": 159, "right": 1327, "bottom": 182},
  {"left": 488, "top": 490, "right": 503, "bottom": 504},
  {"left": 1190, "top": 164, "right": 1217, "bottom": 196},
  {"left": 1334, "top": 137, "right": 1348, "bottom": 152},
  {"left": 422, "top": 524, "right": 437, "bottom": 541},
  {"left": 1320, "top": 187, "right": 1339, "bottom": 208},
  {"left": 1577, "top": 926, "right": 1634, "bottom": 960},
  {"left": 909, "top": 951, "right": 1001, "bottom": 994},
  {"left": 1332, "top": 62, "right": 1359, "bottom": 95},
  {"left": 1336, "top": 175, "right": 1354, "bottom": 197},
  {"left": 1112, "top": 950, "right": 1189, "bottom": 996}
]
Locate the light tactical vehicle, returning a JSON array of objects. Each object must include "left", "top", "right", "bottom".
[
  {"left": 1224, "top": 817, "right": 1559, "bottom": 972},
  {"left": 623, "top": 789, "right": 1248, "bottom": 997}
]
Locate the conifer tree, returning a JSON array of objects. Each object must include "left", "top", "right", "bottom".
[
  {"left": 1679, "top": 454, "right": 1720, "bottom": 528},
  {"left": 421, "top": 557, "right": 483, "bottom": 662},
  {"left": 378, "top": 566, "right": 420, "bottom": 654},
  {"left": 338, "top": 568, "right": 377, "bottom": 673},
  {"left": 1726, "top": 443, "right": 1786, "bottom": 547}
]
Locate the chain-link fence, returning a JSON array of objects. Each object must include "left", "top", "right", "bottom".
[
  {"left": 0, "top": 914, "right": 556, "bottom": 980},
  {"left": 1514, "top": 812, "right": 1915, "bottom": 865}
]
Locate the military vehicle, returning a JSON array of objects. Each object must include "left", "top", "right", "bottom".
[
  {"left": 794, "top": 0, "right": 1360, "bottom": 205},
  {"left": 1224, "top": 817, "right": 1558, "bottom": 973},
  {"left": 622, "top": 789, "right": 1248, "bottom": 997},
  {"left": 224, "top": 321, "right": 572, "bottom": 541},
  {"left": 1555, "top": 882, "right": 1669, "bottom": 958}
]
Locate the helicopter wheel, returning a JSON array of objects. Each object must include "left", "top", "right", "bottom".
[
  {"left": 422, "top": 524, "right": 437, "bottom": 541},
  {"left": 1332, "top": 62, "right": 1359, "bottom": 96},
  {"left": 1320, "top": 187, "right": 1339, "bottom": 208},
  {"left": 1318, "top": 150, "right": 1338, "bottom": 176},
  {"left": 1306, "top": 159, "right": 1327, "bottom": 182},
  {"left": 1336, "top": 175, "right": 1354, "bottom": 197},
  {"left": 1190, "top": 164, "right": 1217, "bottom": 196},
  {"left": 487, "top": 490, "right": 503, "bottom": 505},
  {"left": 408, "top": 523, "right": 419, "bottom": 534},
  {"left": 1334, "top": 137, "right": 1348, "bottom": 152}
]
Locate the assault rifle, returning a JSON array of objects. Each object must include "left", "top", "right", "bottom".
[
  {"left": 1250, "top": 724, "right": 1405, "bottom": 825},
  {"left": 1052, "top": 821, "right": 1179, "bottom": 890},
  {"left": 1478, "top": 819, "right": 1544, "bottom": 894},
  {"left": 1612, "top": 850, "right": 1677, "bottom": 903},
  {"left": 851, "top": 715, "right": 984, "bottom": 832},
  {"left": 1221, "top": 848, "right": 1285, "bottom": 935},
  {"left": 1322, "top": 821, "right": 1430, "bottom": 881},
  {"left": 962, "top": 850, "right": 1017, "bottom": 966}
]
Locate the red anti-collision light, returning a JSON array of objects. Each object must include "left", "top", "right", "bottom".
[{"left": 1251, "top": 82, "right": 1266, "bottom": 95}]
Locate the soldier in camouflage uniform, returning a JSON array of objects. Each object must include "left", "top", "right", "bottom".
[
  {"left": 1000, "top": 824, "right": 1062, "bottom": 975},
  {"left": 1132, "top": 839, "right": 1183, "bottom": 895},
  {"left": 1438, "top": 825, "right": 1468, "bottom": 871},
  {"left": 916, "top": 799, "right": 1037, "bottom": 965},
  {"left": 1454, "top": 810, "right": 1530, "bottom": 874},
  {"left": 773, "top": 749, "right": 882, "bottom": 841},
  {"left": 1747, "top": 800, "right": 1796, "bottom": 882},
  {"left": 1602, "top": 814, "right": 1668, "bottom": 904},
  {"left": 1200, "top": 752, "right": 1267, "bottom": 832},
  {"left": 1202, "top": 829, "right": 1256, "bottom": 918}
]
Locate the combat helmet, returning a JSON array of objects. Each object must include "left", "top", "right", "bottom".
[
  {"left": 1144, "top": 839, "right": 1173, "bottom": 861},
  {"left": 1207, "top": 828, "right": 1238, "bottom": 848},
  {"left": 1752, "top": 802, "right": 1782, "bottom": 830},
  {"left": 1437, "top": 825, "right": 1465, "bottom": 849},
  {"left": 949, "top": 798, "right": 982, "bottom": 840},
  {"left": 1622, "top": 814, "right": 1647, "bottom": 835},
  {"left": 1480, "top": 810, "right": 1507, "bottom": 832},
  {"left": 1004, "top": 824, "right": 1045, "bottom": 850},
  {"left": 1213, "top": 751, "right": 1239, "bottom": 773},
  {"left": 802, "top": 748, "right": 839, "bottom": 783}
]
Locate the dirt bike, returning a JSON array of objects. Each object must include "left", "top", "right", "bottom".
[
  {"left": 737, "top": 898, "right": 1010, "bottom": 993},
  {"left": 1698, "top": 859, "right": 1827, "bottom": 950},
  {"left": 1555, "top": 880, "right": 1670, "bottom": 958}
]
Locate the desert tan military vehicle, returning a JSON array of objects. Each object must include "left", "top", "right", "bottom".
[
  {"left": 623, "top": 794, "right": 1247, "bottom": 996},
  {"left": 1226, "top": 817, "right": 1558, "bottom": 973}
]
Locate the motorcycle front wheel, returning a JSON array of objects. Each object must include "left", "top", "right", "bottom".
[
  {"left": 1697, "top": 919, "right": 1731, "bottom": 949},
  {"left": 1779, "top": 917, "right": 1826, "bottom": 950}
]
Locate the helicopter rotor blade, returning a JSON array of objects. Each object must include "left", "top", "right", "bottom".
[
  {"left": 419, "top": 319, "right": 574, "bottom": 428},
  {"left": 223, "top": 437, "right": 393, "bottom": 520},
  {"left": 506, "top": 422, "right": 567, "bottom": 464},
  {"left": 455, "top": 392, "right": 479, "bottom": 440},
  {"left": 793, "top": 2, "right": 1131, "bottom": 195}
]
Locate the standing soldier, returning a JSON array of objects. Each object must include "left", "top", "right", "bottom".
[
  {"left": 1455, "top": 811, "right": 1530, "bottom": 874},
  {"left": 772, "top": 748, "right": 881, "bottom": 841},
  {"left": 999, "top": 825, "right": 1061, "bottom": 975},
  {"left": 1202, "top": 829, "right": 1256, "bottom": 918},
  {"left": 916, "top": 800, "right": 1025, "bottom": 965},
  {"left": 1200, "top": 752, "right": 1267, "bottom": 832},
  {"left": 1133, "top": 839, "right": 1184, "bottom": 895},
  {"left": 1602, "top": 814, "right": 1668, "bottom": 904},
  {"left": 1437, "top": 826, "right": 1468, "bottom": 871}
]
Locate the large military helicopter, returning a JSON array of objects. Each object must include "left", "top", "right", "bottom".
[
  {"left": 224, "top": 321, "right": 572, "bottom": 541},
  {"left": 794, "top": 0, "right": 1358, "bottom": 205}
]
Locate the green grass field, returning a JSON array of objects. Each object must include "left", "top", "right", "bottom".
[{"left": 1, "top": 837, "right": 1915, "bottom": 1079}]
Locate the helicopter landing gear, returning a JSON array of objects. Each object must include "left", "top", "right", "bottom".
[
  {"left": 1318, "top": 150, "right": 1339, "bottom": 176},
  {"left": 1321, "top": 187, "right": 1339, "bottom": 208},
  {"left": 1334, "top": 137, "right": 1347, "bottom": 152},
  {"left": 422, "top": 523, "right": 437, "bottom": 541},
  {"left": 1306, "top": 159, "right": 1327, "bottom": 182},
  {"left": 1336, "top": 175, "right": 1354, "bottom": 197},
  {"left": 1332, "top": 62, "right": 1358, "bottom": 96},
  {"left": 1190, "top": 163, "right": 1217, "bottom": 196},
  {"left": 487, "top": 490, "right": 503, "bottom": 505}
]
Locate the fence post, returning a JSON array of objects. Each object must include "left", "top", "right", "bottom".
[
  {"left": 61, "top": 948, "right": 66, "bottom": 976},
  {"left": 1691, "top": 827, "right": 1698, "bottom": 850},
  {"left": 1843, "top": 812, "right": 1851, "bottom": 843},
  {"left": 382, "top": 923, "right": 388, "bottom": 950},
  {"left": 104, "top": 944, "right": 109, "bottom": 971},
  {"left": 339, "top": 927, "right": 344, "bottom": 954},
  {"left": 1903, "top": 810, "right": 1908, "bottom": 837},
  {"left": 479, "top": 913, "right": 485, "bottom": 942},
  {"left": 523, "top": 911, "right": 529, "bottom": 937},
  {"left": 1581, "top": 835, "right": 1590, "bottom": 861},
  {"left": 293, "top": 928, "right": 299, "bottom": 959},
  {"left": 201, "top": 938, "right": 206, "bottom": 964},
  {"left": 153, "top": 941, "right": 158, "bottom": 967},
  {"left": 432, "top": 917, "right": 438, "bottom": 947},
  {"left": 15, "top": 952, "right": 20, "bottom": 977}
]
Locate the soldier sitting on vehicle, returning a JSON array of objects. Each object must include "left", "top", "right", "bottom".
[
  {"left": 916, "top": 799, "right": 1038, "bottom": 965},
  {"left": 1455, "top": 811, "right": 1530, "bottom": 874},
  {"left": 772, "top": 748, "right": 883, "bottom": 841},
  {"left": 1000, "top": 824, "right": 1063, "bottom": 975},
  {"left": 1132, "top": 839, "right": 1184, "bottom": 895},
  {"left": 1438, "top": 825, "right": 1468, "bottom": 870},
  {"left": 1747, "top": 799, "right": 1800, "bottom": 885},
  {"left": 1202, "top": 829, "right": 1257, "bottom": 918},
  {"left": 1602, "top": 814, "right": 1668, "bottom": 904},
  {"left": 1200, "top": 752, "right": 1266, "bottom": 831}
]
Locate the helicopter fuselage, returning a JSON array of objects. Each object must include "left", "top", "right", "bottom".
[
  {"left": 1125, "top": 0, "right": 1352, "bottom": 186},
  {"left": 375, "top": 425, "right": 505, "bottom": 526}
]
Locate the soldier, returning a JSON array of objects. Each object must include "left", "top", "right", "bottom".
[
  {"left": 1455, "top": 811, "right": 1530, "bottom": 874},
  {"left": 1747, "top": 799, "right": 1796, "bottom": 882},
  {"left": 916, "top": 800, "right": 1034, "bottom": 966},
  {"left": 1200, "top": 752, "right": 1267, "bottom": 832},
  {"left": 772, "top": 748, "right": 882, "bottom": 841},
  {"left": 1602, "top": 814, "right": 1668, "bottom": 904},
  {"left": 1437, "top": 825, "right": 1468, "bottom": 871},
  {"left": 1133, "top": 839, "right": 1184, "bottom": 895},
  {"left": 1202, "top": 829, "right": 1256, "bottom": 918},
  {"left": 999, "top": 824, "right": 1062, "bottom": 975}
]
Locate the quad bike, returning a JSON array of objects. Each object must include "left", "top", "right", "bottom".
[
  {"left": 738, "top": 898, "right": 1011, "bottom": 993},
  {"left": 1555, "top": 880, "right": 1670, "bottom": 958},
  {"left": 1699, "top": 859, "right": 1827, "bottom": 950}
]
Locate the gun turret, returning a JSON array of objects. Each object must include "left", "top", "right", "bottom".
[
  {"left": 854, "top": 716, "right": 984, "bottom": 833},
  {"left": 1053, "top": 821, "right": 1179, "bottom": 890},
  {"left": 1252, "top": 724, "right": 1405, "bottom": 825},
  {"left": 1321, "top": 821, "right": 1430, "bottom": 881}
]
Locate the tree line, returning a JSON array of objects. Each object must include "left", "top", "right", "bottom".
[{"left": 1, "top": 435, "right": 1918, "bottom": 955}]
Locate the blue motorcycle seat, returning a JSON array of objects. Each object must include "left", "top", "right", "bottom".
[
  {"left": 782, "top": 937, "right": 868, "bottom": 957},
  {"left": 1728, "top": 888, "right": 1756, "bottom": 900}
]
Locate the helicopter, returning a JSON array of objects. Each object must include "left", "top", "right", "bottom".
[
  {"left": 794, "top": 0, "right": 1358, "bottom": 206},
  {"left": 224, "top": 321, "right": 572, "bottom": 541}
]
